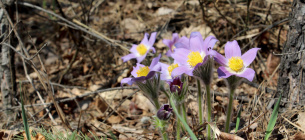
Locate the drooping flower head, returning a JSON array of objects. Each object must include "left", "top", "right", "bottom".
[
  {"left": 214, "top": 40, "right": 260, "bottom": 81},
  {"left": 122, "top": 32, "right": 157, "bottom": 63},
  {"left": 121, "top": 54, "right": 161, "bottom": 85},
  {"left": 157, "top": 104, "right": 173, "bottom": 121},
  {"left": 163, "top": 33, "right": 190, "bottom": 57},
  {"left": 169, "top": 77, "right": 183, "bottom": 95},
  {"left": 171, "top": 32, "right": 218, "bottom": 77}
]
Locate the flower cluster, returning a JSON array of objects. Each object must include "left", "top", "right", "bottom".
[
  {"left": 121, "top": 31, "right": 260, "bottom": 138},
  {"left": 121, "top": 32, "right": 260, "bottom": 85}
]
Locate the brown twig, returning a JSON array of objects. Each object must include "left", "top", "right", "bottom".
[{"left": 17, "top": 1, "right": 129, "bottom": 52}]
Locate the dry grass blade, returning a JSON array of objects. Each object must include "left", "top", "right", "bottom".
[
  {"left": 208, "top": 122, "right": 244, "bottom": 140},
  {"left": 282, "top": 116, "right": 305, "bottom": 132}
]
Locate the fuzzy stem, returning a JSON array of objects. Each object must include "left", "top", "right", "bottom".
[
  {"left": 154, "top": 98, "right": 160, "bottom": 111},
  {"left": 206, "top": 85, "right": 212, "bottom": 140},
  {"left": 161, "top": 127, "right": 168, "bottom": 140},
  {"left": 182, "top": 103, "right": 187, "bottom": 123},
  {"left": 176, "top": 105, "right": 182, "bottom": 140},
  {"left": 225, "top": 88, "right": 235, "bottom": 132},
  {"left": 155, "top": 73, "right": 161, "bottom": 110},
  {"left": 197, "top": 79, "right": 203, "bottom": 125}
]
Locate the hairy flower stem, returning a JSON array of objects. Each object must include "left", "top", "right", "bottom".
[
  {"left": 197, "top": 79, "right": 203, "bottom": 124},
  {"left": 182, "top": 103, "right": 187, "bottom": 123},
  {"left": 153, "top": 74, "right": 161, "bottom": 110},
  {"left": 176, "top": 105, "right": 182, "bottom": 140},
  {"left": 154, "top": 98, "right": 160, "bottom": 111},
  {"left": 206, "top": 85, "right": 212, "bottom": 140},
  {"left": 225, "top": 88, "right": 235, "bottom": 132},
  {"left": 161, "top": 127, "right": 168, "bottom": 140}
]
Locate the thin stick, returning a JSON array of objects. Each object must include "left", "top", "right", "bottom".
[
  {"left": 282, "top": 116, "right": 305, "bottom": 132},
  {"left": 17, "top": 1, "right": 129, "bottom": 52}
]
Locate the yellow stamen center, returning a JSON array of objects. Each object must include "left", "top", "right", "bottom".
[
  {"left": 168, "top": 63, "right": 179, "bottom": 76},
  {"left": 136, "top": 44, "right": 148, "bottom": 56},
  {"left": 187, "top": 51, "right": 203, "bottom": 67},
  {"left": 136, "top": 66, "right": 150, "bottom": 77},
  {"left": 228, "top": 57, "right": 244, "bottom": 72}
]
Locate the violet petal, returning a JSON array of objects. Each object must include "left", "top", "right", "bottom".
[
  {"left": 175, "top": 36, "right": 190, "bottom": 49},
  {"left": 151, "top": 46, "right": 156, "bottom": 53},
  {"left": 217, "top": 66, "right": 233, "bottom": 79},
  {"left": 140, "top": 33, "right": 149, "bottom": 45},
  {"left": 149, "top": 54, "right": 161, "bottom": 69},
  {"left": 241, "top": 48, "right": 261, "bottom": 67},
  {"left": 203, "top": 36, "right": 218, "bottom": 50},
  {"left": 189, "top": 32, "right": 204, "bottom": 52},
  {"left": 122, "top": 53, "right": 136, "bottom": 62},
  {"left": 121, "top": 78, "right": 133, "bottom": 85},
  {"left": 171, "top": 66, "right": 192, "bottom": 77},
  {"left": 148, "top": 32, "right": 157, "bottom": 46},
  {"left": 236, "top": 68, "right": 255, "bottom": 81},
  {"left": 163, "top": 39, "right": 172, "bottom": 49},
  {"left": 225, "top": 40, "right": 241, "bottom": 58},
  {"left": 159, "top": 63, "right": 171, "bottom": 81},
  {"left": 131, "top": 71, "right": 156, "bottom": 83},
  {"left": 171, "top": 48, "right": 190, "bottom": 66},
  {"left": 214, "top": 51, "right": 228, "bottom": 66},
  {"left": 172, "top": 33, "right": 179, "bottom": 42}
]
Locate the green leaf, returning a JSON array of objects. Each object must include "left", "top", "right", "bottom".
[
  {"left": 235, "top": 105, "right": 242, "bottom": 132},
  {"left": 20, "top": 83, "right": 31, "bottom": 140},
  {"left": 264, "top": 94, "right": 282, "bottom": 140}
]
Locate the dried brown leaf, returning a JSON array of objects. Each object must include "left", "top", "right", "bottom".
[{"left": 294, "top": 132, "right": 305, "bottom": 140}]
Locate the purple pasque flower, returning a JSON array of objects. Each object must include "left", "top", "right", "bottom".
[
  {"left": 171, "top": 32, "right": 218, "bottom": 77},
  {"left": 122, "top": 32, "right": 157, "bottom": 63},
  {"left": 169, "top": 77, "right": 183, "bottom": 95},
  {"left": 158, "top": 61, "right": 180, "bottom": 81},
  {"left": 121, "top": 54, "right": 161, "bottom": 85},
  {"left": 163, "top": 33, "right": 190, "bottom": 57},
  {"left": 214, "top": 40, "right": 260, "bottom": 81},
  {"left": 157, "top": 104, "right": 173, "bottom": 121}
]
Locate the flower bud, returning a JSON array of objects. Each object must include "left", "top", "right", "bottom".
[
  {"left": 157, "top": 104, "right": 173, "bottom": 120},
  {"left": 169, "top": 77, "right": 183, "bottom": 95}
]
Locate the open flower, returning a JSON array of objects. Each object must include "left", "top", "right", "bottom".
[
  {"left": 171, "top": 32, "right": 218, "bottom": 77},
  {"left": 163, "top": 33, "right": 190, "bottom": 57},
  {"left": 122, "top": 32, "right": 157, "bottom": 63},
  {"left": 158, "top": 62, "right": 180, "bottom": 81},
  {"left": 214, "top": 40, "right": 260, "bottom": 81},
  {"left": 121, "top": 54, "right": 161, "bottom": 85}
]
